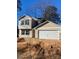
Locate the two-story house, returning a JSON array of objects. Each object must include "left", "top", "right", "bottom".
[
  {"left": 18, "top": 15, "right": 61, "bottom": 40},
  {"left": 18, "top": 15, "right": 38, "bottom": 38}
]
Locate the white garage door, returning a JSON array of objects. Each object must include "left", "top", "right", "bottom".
[{"left": 39, "top": 30, "right": 59, "bottom": 39}]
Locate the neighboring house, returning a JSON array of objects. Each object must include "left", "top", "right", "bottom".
[{"left": 18, "top": 15, "right": 61, "bottom": 40}]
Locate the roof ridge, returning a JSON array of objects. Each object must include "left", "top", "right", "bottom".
[{"left": 33, "top": 20, "right": 48, "bottom": 29}]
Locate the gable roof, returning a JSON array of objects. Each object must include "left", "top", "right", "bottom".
[
  {"left": 18, "top": 15, "right": 38, "bottom": 21},
  {"left": 19, "top": 15, "right": 26, "bottom": 20},
  {"left": 33, "top": 20, "right": 48, "bottom": 29},
  {"left": 18, "top": 15, "right": 61, "bottom": 29},
  {"left": 33, "top": 20, "right": 60, "bottom": 29}
]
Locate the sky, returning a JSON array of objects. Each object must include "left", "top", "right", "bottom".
[{"left": 17, "top": 0, "right": 61, "bottom": 18}]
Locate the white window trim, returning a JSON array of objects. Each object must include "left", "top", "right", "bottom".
[
  {"left": 21, "top": 30, "right": 30, "bottom": 35},
  {"left": 21, "top": 19, "right": 29, "bottom": 25}
]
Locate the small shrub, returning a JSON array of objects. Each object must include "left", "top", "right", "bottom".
[{"left": 17, "top": 38, "right": 25, "bottom": 42}]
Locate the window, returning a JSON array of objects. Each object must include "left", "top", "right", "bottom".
[
  {"left": 21, "top": 20, "right": 29, "bottom": 25},
  {"left": 21, "top": 20, "right": 24, "bottom": 25},
  {"left": 26, "top": 30, "right": 29, "bottom": 35},
  {"left": 25, "top": 20, "right": 29, "bottom": 25},
  {"left": 21, "top": 30, "right": 25, "bottom": 35},
  {"left": 21, "top": 29, "right": 30, "bottom": 35}
]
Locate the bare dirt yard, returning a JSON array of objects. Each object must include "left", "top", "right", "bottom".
[{"left": 17, "top": 38, "right": 61, "bottom": 59}]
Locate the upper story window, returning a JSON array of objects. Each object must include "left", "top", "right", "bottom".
[
  {"left": 21, "top": 20, "right": 29, "bottom": 25},
  {"left": 21, "top": 20, "right": 24, "bottom": 25},
  {"left": 25, "top": 20, "right": 29, "bottom": 25}
]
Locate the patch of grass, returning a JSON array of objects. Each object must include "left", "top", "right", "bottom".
[{"left": 17, "top": 38, "right": 61, "bottom": 59}]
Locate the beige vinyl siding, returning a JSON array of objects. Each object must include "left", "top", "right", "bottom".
[{"left": 35, "top": 21, "right": 61, "bottom": 39}]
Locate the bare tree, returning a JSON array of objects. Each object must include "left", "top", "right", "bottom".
[
  {"left": 43, "top": 6, "right": 61, "bottom": 24},
  {"left": 17, "top": 0, "right": 21, "bottom": 11}
]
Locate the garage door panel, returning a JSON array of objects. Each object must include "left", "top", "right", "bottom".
[{"left": 39, "top": 30, "right": 59, "bottom": 39}]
